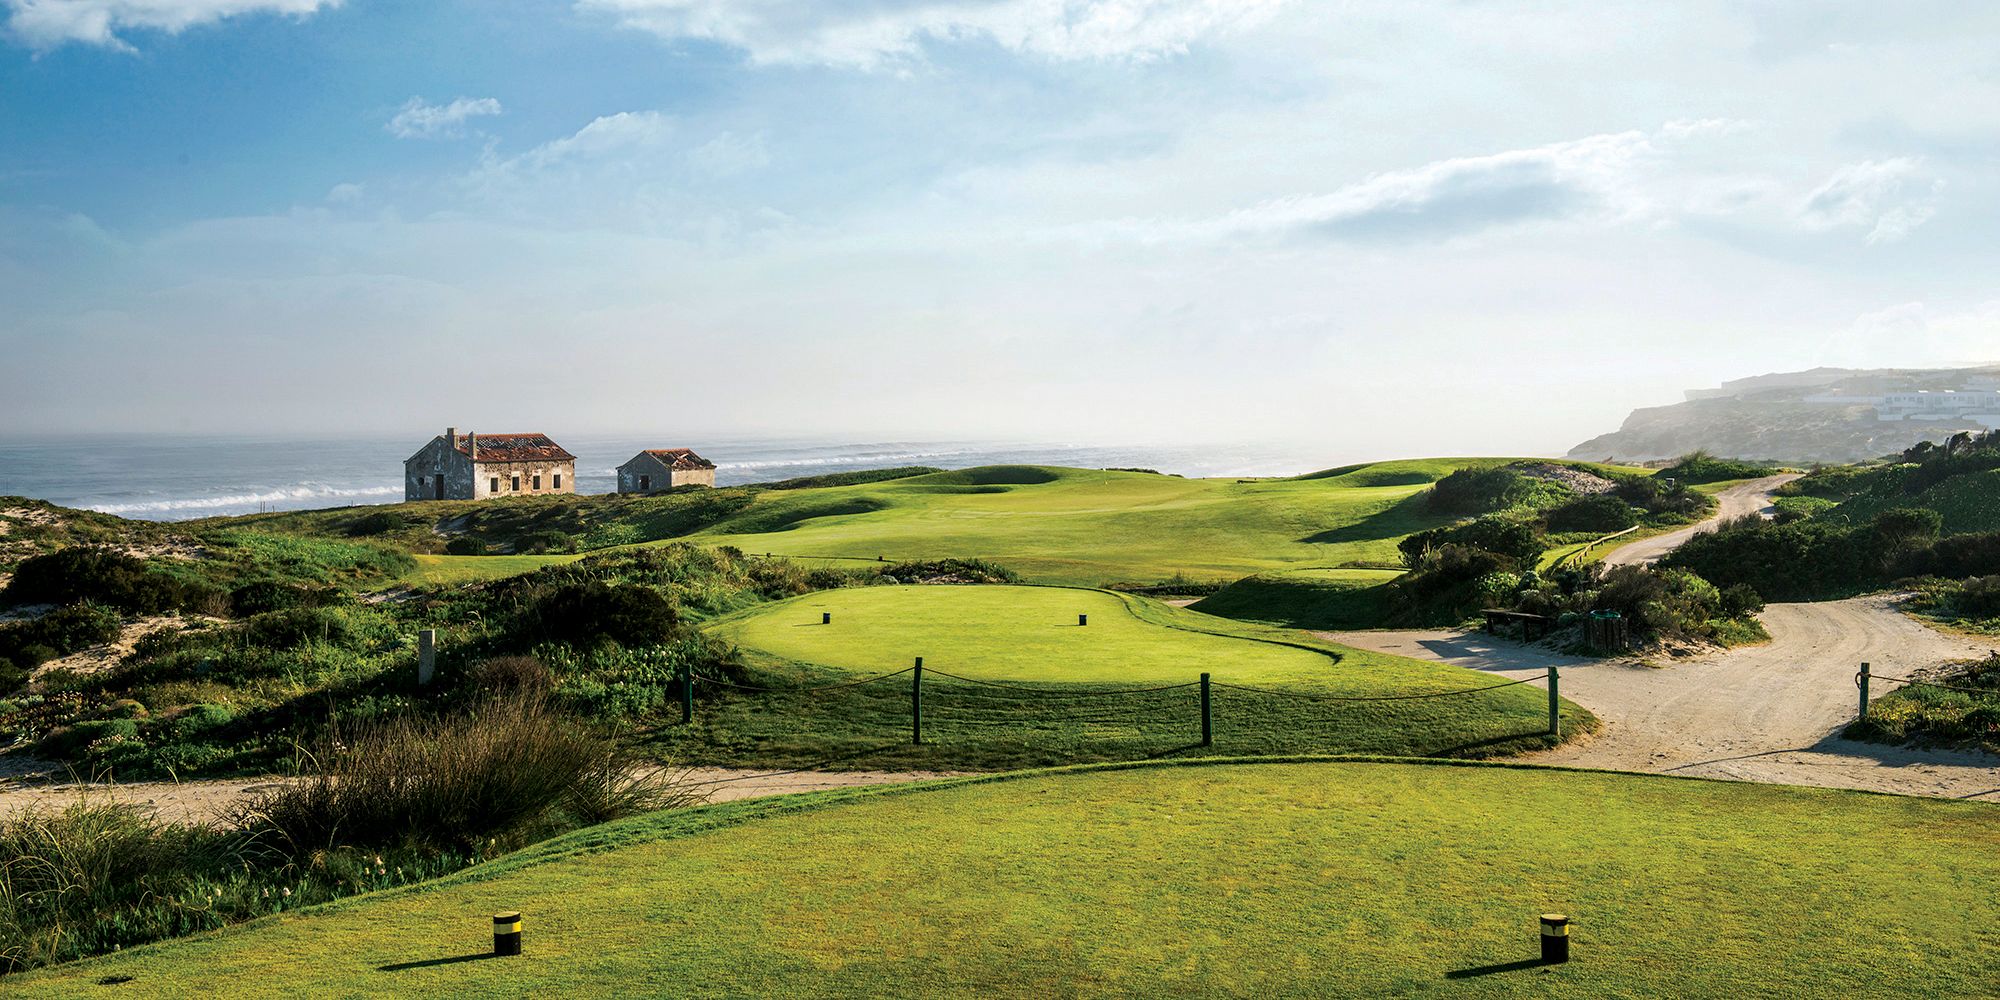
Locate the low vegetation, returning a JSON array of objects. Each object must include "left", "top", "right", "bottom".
[
  {"left": 1654, "top": 450, "right": 1778, "bottom": 484},
  {"left": 1847, "top": 653, "right": 2000, "bottom": 754},
  {"left": 11, "top": 761, "right": 1997, "bottom": 998},
  {"left": 0, "top": 691, "right": 683, "bottom": 974}
]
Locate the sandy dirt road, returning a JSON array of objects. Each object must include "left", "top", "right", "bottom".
[
  {"left": 1600, "top": 473, "right": 1800, "bottom": 566},
  {"left": 0, "top": 763, "right": 964, "bottom": 827},
  {"left": 1327, "top": 598, "right": 2000, "bottom": 799}
]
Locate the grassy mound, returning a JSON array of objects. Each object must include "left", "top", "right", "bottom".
[
  {"left": 19, "top": 760, "right": 1996, "bottom": 998},
  {"left": 1189, "top": 568, "right": 1398, "bottom": 630},
  {"left": 711, "top": 585, "right": 1327, "bottom": 683},
  {"left": 675, "top": 586, "right": 1590, "bottom": 770}
]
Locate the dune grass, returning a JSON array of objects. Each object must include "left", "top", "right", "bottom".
[
  {"left": 670, "top": 586, "right": 1589, "bottom": 771},
  {"left": 17, "top": 759, "right": 1995, "bottom": 998}
]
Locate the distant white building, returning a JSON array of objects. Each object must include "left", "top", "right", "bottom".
[{"left": 1871, "top": 390, "right": 2000, "bottom": 426}]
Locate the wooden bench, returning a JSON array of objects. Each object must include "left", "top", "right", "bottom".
[{"left": 1481, "top": 609, "right": 1554, "bottom": 641}]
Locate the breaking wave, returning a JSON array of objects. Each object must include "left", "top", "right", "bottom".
[{"left": 87, "top": 483, "right": 402, "bottom": 516}]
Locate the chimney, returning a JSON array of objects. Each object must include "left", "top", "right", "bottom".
[
  {"left": 446, "top": 426, "right": 457, "bottom": 444},
  {"left": 468, "top": 431, "right": 477, "bottom": 462}
]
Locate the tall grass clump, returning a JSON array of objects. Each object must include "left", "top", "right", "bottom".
[{"left": 248, "top": 692, "right": 692, "bottom": 855}]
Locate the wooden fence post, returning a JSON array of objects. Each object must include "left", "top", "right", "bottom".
[
  {"left": 1547, "top": 664, "right": 1561, "bottom": 738},
  {"left": 911, "top": 657, "right": 924, "bottom": 745},
  {"left": 1200, "top": 672, "right": 1211, "bottom": 746},
  {"left": 417, "top": 629, "right": 436, "bottom": 686},
  {"left": 1857, "top": 662, "right": 1871, "bottom": 722}
]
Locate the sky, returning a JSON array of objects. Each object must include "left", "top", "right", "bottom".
[{"left": 3, "top": 1, "right": 1999, "bottom": 457}]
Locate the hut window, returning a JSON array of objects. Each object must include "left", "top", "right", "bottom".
[
  {"left": 639, "top": 474, "right": 650, "bottom": 491},
  {"left": 489, "top": 477, "right": 500, "bottom": 493},
  {"left": 553, "top": 474, "right": 562, "bottom": 489},
  {"left": 533, "top": 475, "right": 542, "bottom": 490},
  {"left": 511, "top": 476, "right": 521, "bottom": 491}
]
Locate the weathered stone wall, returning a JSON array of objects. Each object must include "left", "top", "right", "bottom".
[
  {"left": 472, "top": 461, "right": 576, "bottom": 498},
  {"left": 615, "top": 455, "right": 715, "bottom": 493},
  {"left": 404, "top": 437, "right": 476, "bottom": 501}
]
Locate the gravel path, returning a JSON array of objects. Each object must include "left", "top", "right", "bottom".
[
  {"left": 0, "top": 764, "right": 965, "bottom": 827},
  {"left": 1600, "top": 473, "right": 1800, "bottom": 566},
  {"left": 1326, "top": 600, "right": 2000, "bottom": 799}
]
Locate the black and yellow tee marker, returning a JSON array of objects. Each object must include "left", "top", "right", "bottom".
[
  {"left": 1539, "top": 913, "right": 1570, "bottom": 964},
  {"left": 493, "top": 911, "right": 523, "bottom": 957}
]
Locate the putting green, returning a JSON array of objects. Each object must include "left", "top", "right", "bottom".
[
  {"left": 20, "top": 760, "right": 1995, "bottom": 998},
  {"left": 711, "top": 585, "right": 1334, "bottom": 684}
]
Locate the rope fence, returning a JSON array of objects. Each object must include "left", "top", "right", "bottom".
[
  {"left": 1854, "top": 657, "right": 2000, "bottom": 723},
  {"left": 671, "top": 657, "right": 1566, "bottom": 748}
]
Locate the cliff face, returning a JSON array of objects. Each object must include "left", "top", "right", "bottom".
[{"left": 1568, "top": 366, "right": 2000, "bottom": 464}]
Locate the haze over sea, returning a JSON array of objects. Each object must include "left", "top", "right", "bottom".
[{"left": 0, "top": 436, "right": 1332, "bottom": 522}]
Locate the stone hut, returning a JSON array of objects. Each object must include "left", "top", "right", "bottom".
[
  {"left": 405, "top": 428, "right": 577, "bottom": 501},
  {"left": 616, "top": 448, "right": 717, "bottom": 493}
]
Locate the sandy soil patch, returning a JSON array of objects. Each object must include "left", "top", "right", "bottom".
[
  {"left": 0, "top": 762, "right": 968, "bottom": 827},
  {"left": 28, "top": 615, "right": 213, "bottom": 685},
  {"left": 1326, "top": 595, "right": 2000, "bottom": 800}
]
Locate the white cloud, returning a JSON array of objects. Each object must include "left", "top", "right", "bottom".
[
  {"left": 4, "top": 0, "right": 334, "bottom": 49},
  {"left": 385, "top": 96, "right": 504, "bottom": 140},
  {"left": 578, "top": 0, "right": 1285, "bottom": 68},
  {"left": 1083, "top": 122, "right": 1746, "bottom": 245},
  {"left": 1797, "top": 158, "right": 1943, "bottom": 244}
]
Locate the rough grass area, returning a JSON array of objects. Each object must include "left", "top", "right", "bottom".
[
  {"left": 673, "top": 586, "right": 1590, "bottom": 771},
  {"left": 1847, "top": 654, "right": 2000, "bottom": 754},
  {"left": 15, "top": 760, "right": 1995, "bottom": 998}
]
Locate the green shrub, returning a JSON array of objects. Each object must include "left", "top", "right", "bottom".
[
  {"left": 1657, "top": 451, "right": 1775, "bottom": 484},
  {"left": 228, "top": 580, "right": 338, "bottom": 616},
  {"left": 243, "top": 607, "right": 353, "bottom": 650},
  {"left": 1, "top": 547, "right": 214, "bottom": 614},
  {"left": 514, "top": 581, "right": 681, "bottom": 650},
  {"left": 880, "top": 558, "right": 1019, "bottom": 584},
  {"left": 444, "top": 536, "right": 489, "bottom": 556},
  {"left": 1546, "top": 495, "right": 1639, "bottom": 533},
  {"left": 516, "top": 529, "right": 577, "bottom": 555},
  {"left": 346, "top": 511, "right": 405, "bottom": 537},
  {"left": 1399, "top": 515, "right": 1545, "bottom": 568},
  {"left": 1426, "top": 468, "right": 1537, "bottom": 515}
]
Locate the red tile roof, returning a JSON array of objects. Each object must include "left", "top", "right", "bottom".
[
  {"left": 640, "top": 448, "right": 716, "bottom": 471},
  {"left": 455, "top": 433, "right": 575, "bottom": 464}
]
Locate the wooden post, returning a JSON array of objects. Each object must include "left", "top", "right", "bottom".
[
  {"left": 1857, "top": 662, "right": 1871, "bottom": 722},
  {"left": 911, "top": 657, "right": 924, "bottom": 745},
  {"left": 1200, "top": 672, "right": 1211, "bottom": 746},
  {"left": 417, "top": 629, "right": 436, "bottom": 686},
  {"left": 1547, "top": 663, "right": 1561, "bottom": 738},
  {"left": 680, "top": 666, "right": 694, "bottom": 725}
]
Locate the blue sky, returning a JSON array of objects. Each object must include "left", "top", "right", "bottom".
[{"left": 4, "top": 1, "right": 1998, "bottom": 456}]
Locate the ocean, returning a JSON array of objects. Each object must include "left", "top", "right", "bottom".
[{"left": 0, "top": 434, "right": 1334, "bottom": 522}]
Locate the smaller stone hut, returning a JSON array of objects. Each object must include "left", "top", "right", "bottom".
[{"left": 616, "top": 448, "right": 717, "bottom": 493}]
